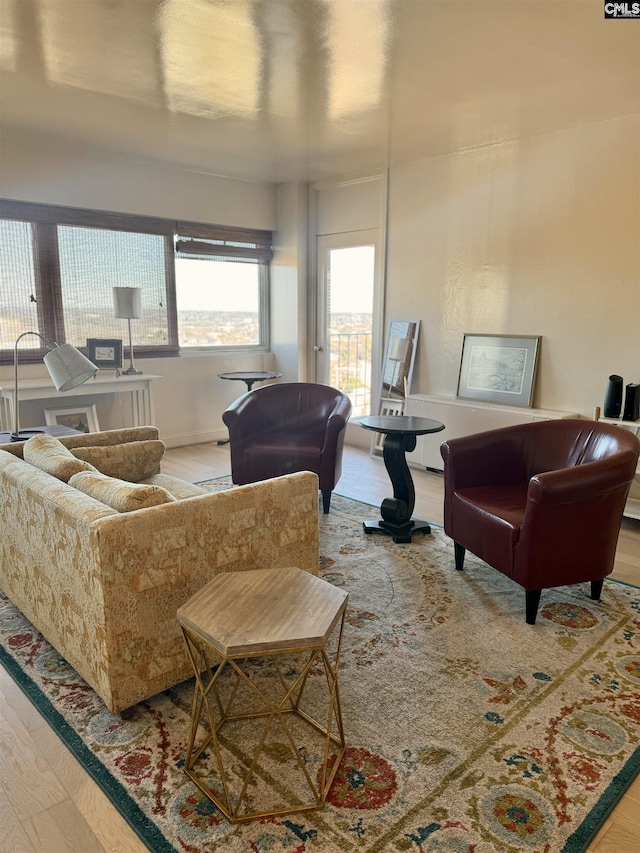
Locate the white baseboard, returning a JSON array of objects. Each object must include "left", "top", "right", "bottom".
[
  {"left": 345, "top": 420, "right": 373, "bottom": 451},
  {"left": 161, "top": 428, "right": 228, "bottom": 448}
]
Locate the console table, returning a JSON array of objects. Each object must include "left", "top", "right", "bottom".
[
  {"left": 0, "top": 374, "right": 161, "bottom": 432},
  {"left": 359, "top": 415, "right": 445, "bottom": 543}
]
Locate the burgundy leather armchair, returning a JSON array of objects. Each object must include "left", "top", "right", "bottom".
[
  {"left": 440, "top": 419, "right": 639, "bottom": 624},
  {"left": 222, "top": 382, "right": 352, "bottom": 513}
]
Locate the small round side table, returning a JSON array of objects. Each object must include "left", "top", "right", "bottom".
[
  {"left": 359, "top": 414, "right": 445, "bottom": 543},
  {"left": 217, "top": 370, "right": 282, "bottom": 392}
]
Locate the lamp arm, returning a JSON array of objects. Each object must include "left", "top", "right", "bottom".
[{"left": 13, "top": 332, "right": 57, "bottom": 439}]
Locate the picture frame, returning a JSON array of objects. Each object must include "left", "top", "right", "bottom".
[
  {"left": 44, "top": 405, "right": 100, "bottom": 434},
  {"left": 87, "top": 338, "right": 122, "bottom": 369},
  {"left": 456, "top": 334, "right": 541, "bottom": 407}
]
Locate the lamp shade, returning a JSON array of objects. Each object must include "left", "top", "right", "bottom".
[
  {"left": 388, "top": 337, "right": 409, "bottom": 361},
  {"left": 113, "top": 287, "right": 142, "bottom": 319},
  {"left": 44, "top": 343, "right": 98, "bottom": 391}
]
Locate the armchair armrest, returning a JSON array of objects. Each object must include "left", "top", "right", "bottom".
[
  {"left": 222, "top": 391, "right": 262, "bottom": 441},
  {"left": 527, "top": 451, "right": 638, "bottom": 506},
  {"left": 323, "top": 394, "right": 352, "bottom": 441},
  {"left": 514, "top": 452, "right": 636, "bottom": 589}
]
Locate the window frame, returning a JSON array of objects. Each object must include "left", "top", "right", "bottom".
[{"left": 0, "top": 199, "right": 272, "bottom": 364}]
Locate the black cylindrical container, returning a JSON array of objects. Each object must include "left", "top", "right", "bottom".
[{"left": 603, "top": 375, "right": 623, "bottom": 419}]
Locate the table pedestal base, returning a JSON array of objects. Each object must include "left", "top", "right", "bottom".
[{"left": 363, "top": 517, "right": 432, "bottom": 544}]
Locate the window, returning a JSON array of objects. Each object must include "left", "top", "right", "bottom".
[
  {"left": 0, "top": 200, "right": 272, "bottom": 363},
  {"left": 174, "top": 226, "right": 272, "bottom": 349}
]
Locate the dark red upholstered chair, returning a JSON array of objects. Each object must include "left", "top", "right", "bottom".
[
  {"left": 222, "top": 382, "right": 352, "bottom": 513},
  {"left": 440, "top": 419, "right": 639, "bottom": 624}
]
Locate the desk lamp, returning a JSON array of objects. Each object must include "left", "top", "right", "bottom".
[
  {"left": 11, "top": 332, "right": 99, "bottom": 441},
  {"left": 113, "top": 287, "right": 143, "bottom": 375}
]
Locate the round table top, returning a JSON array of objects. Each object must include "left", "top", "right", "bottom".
[
  {"left": 359, "top": 415, "right": 445, "bottom": 436},
  {"left": 217, "top": 371, "right": 282, "bottom": 382}
]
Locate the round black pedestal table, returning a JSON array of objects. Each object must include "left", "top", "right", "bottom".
[
  {"left": 359, "top": 415, "right": 445, "bottom": 543},
  {"left": 217, "top": 371, "right": 282, "bottom": 393}
]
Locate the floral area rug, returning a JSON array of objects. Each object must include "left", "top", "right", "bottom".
[{"left": 1, "top": 483, "right": 639, "bottom": 853}]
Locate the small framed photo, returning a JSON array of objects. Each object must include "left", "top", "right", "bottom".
[
  {"left": 87, "top": 338, "right": 122, "bottom": 369},
  {"left": 457, "top": 334, "right": 541, "bottom": 407},
  {"left": 44, "top": 405, "right": 100, "bottom": 434}
]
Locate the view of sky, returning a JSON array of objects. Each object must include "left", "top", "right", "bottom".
[{"left": 328, "top": 245, "right": 375, "bottom": 315}]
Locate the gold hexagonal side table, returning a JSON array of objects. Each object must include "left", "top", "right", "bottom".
[{"left": 177, "top": 566, "right": 348, "bottom": 823}]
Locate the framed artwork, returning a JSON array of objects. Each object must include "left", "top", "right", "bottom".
[
  {"left": 87, "top": 338, "right": 122, "bottom": 369},
  {"left": 457, "top": 334, "right": 541, "bottom": 407},
  {"left": 44, "top": 405, "right": 100, "bottom": 434}
]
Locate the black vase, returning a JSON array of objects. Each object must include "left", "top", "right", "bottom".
[{"left": 603, "top": 375, "right": 623, "bottom": 419}]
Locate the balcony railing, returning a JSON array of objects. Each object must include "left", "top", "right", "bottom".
[{"left": 328, "top": 331, "right": 372, "bottom": 417}]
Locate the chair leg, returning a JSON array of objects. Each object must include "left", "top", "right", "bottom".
[
  {"left": 590, "top": 579, "right": 604, "bottom": 601},
  {"left": 525, "top": 589, "right": 542, "bottom": 625},
  {"left": 321, "top": 489, "right": 331, "bottom": 514},
  {"left": 454, "top": 542, "right": 465, "bottom": 571}
]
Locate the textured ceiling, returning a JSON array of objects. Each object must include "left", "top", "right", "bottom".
[{"left": 1, "top": 0, "right": 638, "bottom": 183}]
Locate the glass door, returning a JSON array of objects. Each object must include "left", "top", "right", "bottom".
[{"left": 316, "top": 230, "right": 383, "bottom": 417}]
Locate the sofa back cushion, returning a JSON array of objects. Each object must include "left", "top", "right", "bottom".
[
  {"left": 69, "top": 470, "right": 175, "bottom": 512},
  {"left": 71, "top": 439, "right": 165, "bottom": 482},
  {"left": 23, "top": 434, "right": 97, "bottom": 482}
]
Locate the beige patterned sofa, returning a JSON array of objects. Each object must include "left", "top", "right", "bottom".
[{"left": 0, "top": 426, "right": 319, "bottom": 713}]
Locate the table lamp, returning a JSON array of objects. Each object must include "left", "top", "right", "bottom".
[
  {"left": 113, "top": 287, "right": 143, "bottom": 375},
  {"left": 11, "top": 332, "right": 99, "bottom": 441}
]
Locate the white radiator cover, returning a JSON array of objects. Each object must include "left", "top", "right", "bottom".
[{"left": 404, "top": 394, "right": 579, "bottom": 471}]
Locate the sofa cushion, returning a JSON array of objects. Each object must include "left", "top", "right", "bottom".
[
  {"left": 141, "top": 473, "right": 209, "bottom": 499},
  {"left": 71, "top": 439, "right": 165, "bottom": 482},
  {"left": 69, "top": 470, "right": 176, "bottom": 512},
  {"left": 23, "top": 434, "right": 97, "bottom": 482}
]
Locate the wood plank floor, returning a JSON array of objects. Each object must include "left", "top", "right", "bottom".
[{"left": 1, "top": 441, "right": 638, "bottom": 852}]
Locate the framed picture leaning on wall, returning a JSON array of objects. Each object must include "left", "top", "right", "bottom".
[
  {"left": 457, "top": 334, "right": 541, "bottom": 407},
  {"left": 44, "top": 404, "right": 99, "bottom": 434}
]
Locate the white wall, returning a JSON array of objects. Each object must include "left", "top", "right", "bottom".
[
  {"left": 3, "top": 116, "right": 639, "bottom": 445},
  {"left": 0, "top": 131, "right": 278, "bottom": 446},
  {"left": 385, "top": 115, "right": 640, "bottom": 417},
  {"left": 271, "top": 182, "right": 309, "bottom": 382},
  {"left": 0, "top": 128, "right": 275, "bottom": 227}
]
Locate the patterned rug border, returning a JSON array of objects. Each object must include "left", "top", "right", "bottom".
[
  {"left": 0, "top": 642, "right": 178, "bottom": 853},
  {"left": 1, "top": 487, "right": 639, "bottom": 852}
]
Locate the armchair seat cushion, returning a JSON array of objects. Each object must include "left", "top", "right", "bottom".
[{"left": 244, "top": 433, "right": 323, "bottom": 479}]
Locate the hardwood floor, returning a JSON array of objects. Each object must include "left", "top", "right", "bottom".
[{"left": 1, "top": 441, "right": 638, "bottom": 852}]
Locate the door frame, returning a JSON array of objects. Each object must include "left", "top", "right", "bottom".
[{"left": 314, "top": 229, "right": 385, "bottom": 414}]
